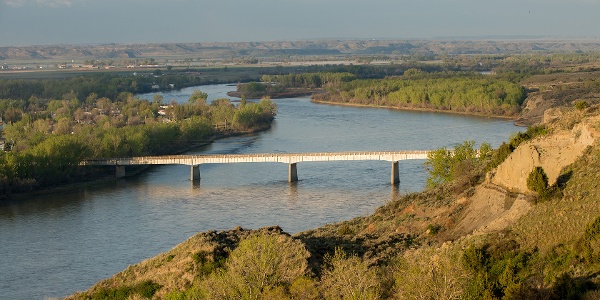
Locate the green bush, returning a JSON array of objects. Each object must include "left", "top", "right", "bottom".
[
  {"left": 337, "top": 224, "right": 355, "bottom": 235},
  {"left": 90, "top": 280, "right": 161, "bottom": 300},
  {"left": 461, "top": 242, "right": 536, "bottom": 299},
  {"left": 199, "top": 234, "right": 310, "bottom": 299},
  {"left": 550, "top": 273, "right": 588, "bottom": 300},
  {"left": 395, "top": 247, "right": 470, "bottom": 299},
  {"left": 192, "top": 250, "right": 224, "bottom": 277},
  {"left": 575, "top": 100, "right": 587, "bottom": 111},
  {"left": 582, "top": 216, "right": 600, "bottom": 262},
  {"left": 489, "top": 142, "right": 514, "bottom": 169},
  {"left": 427, "top": 224, "right": 442, "bottom": 235},
  {"left": 321, "top": 248, "right": 380, "bottom": 300},
  {"left": 527, "top": 166, "right": 549, "bottom": 195}
]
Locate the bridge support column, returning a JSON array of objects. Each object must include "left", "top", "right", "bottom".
[
  {"left": 116, "top": 166, "right": 126, "bottom": 178},
  {"left": 391, "top": 161, "right": 399, "bottom": 185},
  {"left": 288, "top": 163, "right": 298, "bottom": 182},
  {"left": 191, "top": 165, "right": 200, "bottom": 181}
]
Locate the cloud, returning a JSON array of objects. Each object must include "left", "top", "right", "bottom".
[{"left": 3, "top": 0, "right": 74, "bottom": 7}]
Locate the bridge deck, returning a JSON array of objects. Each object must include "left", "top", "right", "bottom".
[{"left": 81, "top": 151, "right": 431, "bottom": 166}]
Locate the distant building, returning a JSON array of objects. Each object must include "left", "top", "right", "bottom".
[{"left": 152, "top": 84, "right": 160, "bottom": 90}]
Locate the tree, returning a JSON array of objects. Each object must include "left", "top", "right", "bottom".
[
  {"left": 189, "top": 90, "right": 208, "bottom": 105},
  {"left": 425, "top": 147, "right": 454, "bottom": 188},
  {"left": 152, "top": 94, "right": 163, "bottom": 106},
  {"left": 526, "top": 166, "right": 549, "bottom": 195},
  {"left": 425, "top": 141, "right": 480, "bottom": 188}
]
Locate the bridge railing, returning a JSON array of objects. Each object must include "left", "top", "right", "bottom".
[
  {"left": 80, "top": 150, "right": 438, "bottom": 183},
  {"left": 80, "top": 150, "right": 433, "bottom": 166}
]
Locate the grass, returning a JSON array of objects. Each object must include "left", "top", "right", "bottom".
[{"left": 512, "top": 144, "right": 600, "bottom": 252}]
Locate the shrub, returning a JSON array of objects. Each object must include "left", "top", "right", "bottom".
[
  {"left": 582, "top": 216, "right": 600, "bottom": 262},
  {"left": 321, "top": 248, "right": 381, "bottom": 300},
  {"left": 488, "top": 126, "right": 550, "bottom": 170},
  {"left": 192, "top": 250, "right": 224, "bottom": 277},
  {"left": 395, "top": 247, "right": 470, "bottom": 299},
  {"left": 200, "top": 233, "right": 310, "bottom": 299},
  {"left": 89, "top": 280, "right": 161, "bottom": 300},
  {"left": 575, "top": 100, "right": 587, "bottom": 111},
  {"left": 425, "top": 140, "right": 480, "bottom": 188},
  {"left": 460, "top": 242, "right": 537, "bottom": 299},
  {"left": 289, "top": 277, "right": 320, "bottom": 300},
  {"left": 489, "top": 142, "right": 513, "bottom": 169},
  {"left": 527, "top": 166, "right": 549, "bottom": 196},
  {"left": 427, "top": 224, "right": 442, "bottom": 235},
  {"left": 337, "top": 224, "right": 355, "bottom": 235},
  {"left": 550, "top": 273, "right": 588, "bottom": 300}
]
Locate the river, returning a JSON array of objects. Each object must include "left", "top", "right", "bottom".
[{"left": 0, "top": 84, "right": 520, "bottom": 299}]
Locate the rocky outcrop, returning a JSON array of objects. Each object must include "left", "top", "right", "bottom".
[
  {"left": 491, "top": 117, "right": 597, "bottom": 193},
  {"left": 451, "top": 111, "right": 599, "bottom": 237}
]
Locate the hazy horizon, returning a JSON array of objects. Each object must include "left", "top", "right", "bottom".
[{"left": 1, "top": 0, "right": 599, "bottom": 47}]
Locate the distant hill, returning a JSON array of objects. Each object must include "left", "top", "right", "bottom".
[{"left": 2, "top": 39, "right": 600, "bottom": 61}]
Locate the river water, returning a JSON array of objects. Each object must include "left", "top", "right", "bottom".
[{"left": 0, "top": 84, "right": 520, "bottom": 299}]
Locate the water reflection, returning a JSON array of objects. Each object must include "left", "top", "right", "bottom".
[{"left": 288, "top": 181, "right": 300, "bottom": 202}]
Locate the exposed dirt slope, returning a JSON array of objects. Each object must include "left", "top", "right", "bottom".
[
  {"left": 450, "top": 108, "right": 599, "bottom": 240},
  {"left": 516, "top": 71, "right": 600, "bottom": 126},
  {"left": 493, "top": 115, "right": 598, "bottom": 192}
]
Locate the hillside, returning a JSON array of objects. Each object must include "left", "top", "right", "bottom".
[
  {"left": 66, "top": 102, "right": 600, "bottom": 297},
  {"left": 3, "top": 39, "right": 600, "bottom": 62},
  {"left": 517, "top": 71, "right": 600, "bottom": 126}
]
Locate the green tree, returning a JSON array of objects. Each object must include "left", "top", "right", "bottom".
[
  {"left": 152, "top": 94, "right": 163, "bottom": 105},
  {"left": 189, "top": 90, "right": 208, "bottom": 105},
  {"left": 526, "top": 166, "right": 549, "bottom": 195},
  {"left": 425, "top": 141, "right": 480, "bottom": 188},
  {"left": 425, "top": 147, "right": 454, "bottom": 188}
]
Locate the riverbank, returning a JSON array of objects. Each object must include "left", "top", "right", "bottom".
[
  {"left": 227, "top": 88, "right": 324, "bottom": 99},
  {"left": 311, "top": 98, "right": 520, "bottom": 122},
  {"left": 0, "top": 124, "right": 273, "bottom": 204}
]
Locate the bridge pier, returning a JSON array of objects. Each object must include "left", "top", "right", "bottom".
[
  {"left": 191, "top": 165, "right": 200, "bottom": 181},
  {"left": 391, "top": 161, "right": 399, "bottom": 185},
  {"left": 116, "top": 166, "right": 126, "bottom": 178},
  {"left": 288, "top": 163, "right": 298, "bottom": 182}
]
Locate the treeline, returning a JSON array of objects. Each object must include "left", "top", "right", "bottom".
[
  {"left": 0, "top": 91, "right": 276, "bottom": 196},
  {"left": 261, "top": 72, "right": 357, "bottom": 89},
  {"left": 0, "top": 73, "right": 207, "bottom": 101},
  {"left": 313, "top": 70, "right": 526, "bottom": 116}
]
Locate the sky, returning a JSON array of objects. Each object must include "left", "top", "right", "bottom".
[{"left": 0, "top": 0, "right": 599, "bottom": 47}]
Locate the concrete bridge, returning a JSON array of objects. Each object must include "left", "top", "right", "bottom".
[{"left": 81, "top": 151, "right": 431, "bottom": 184}]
